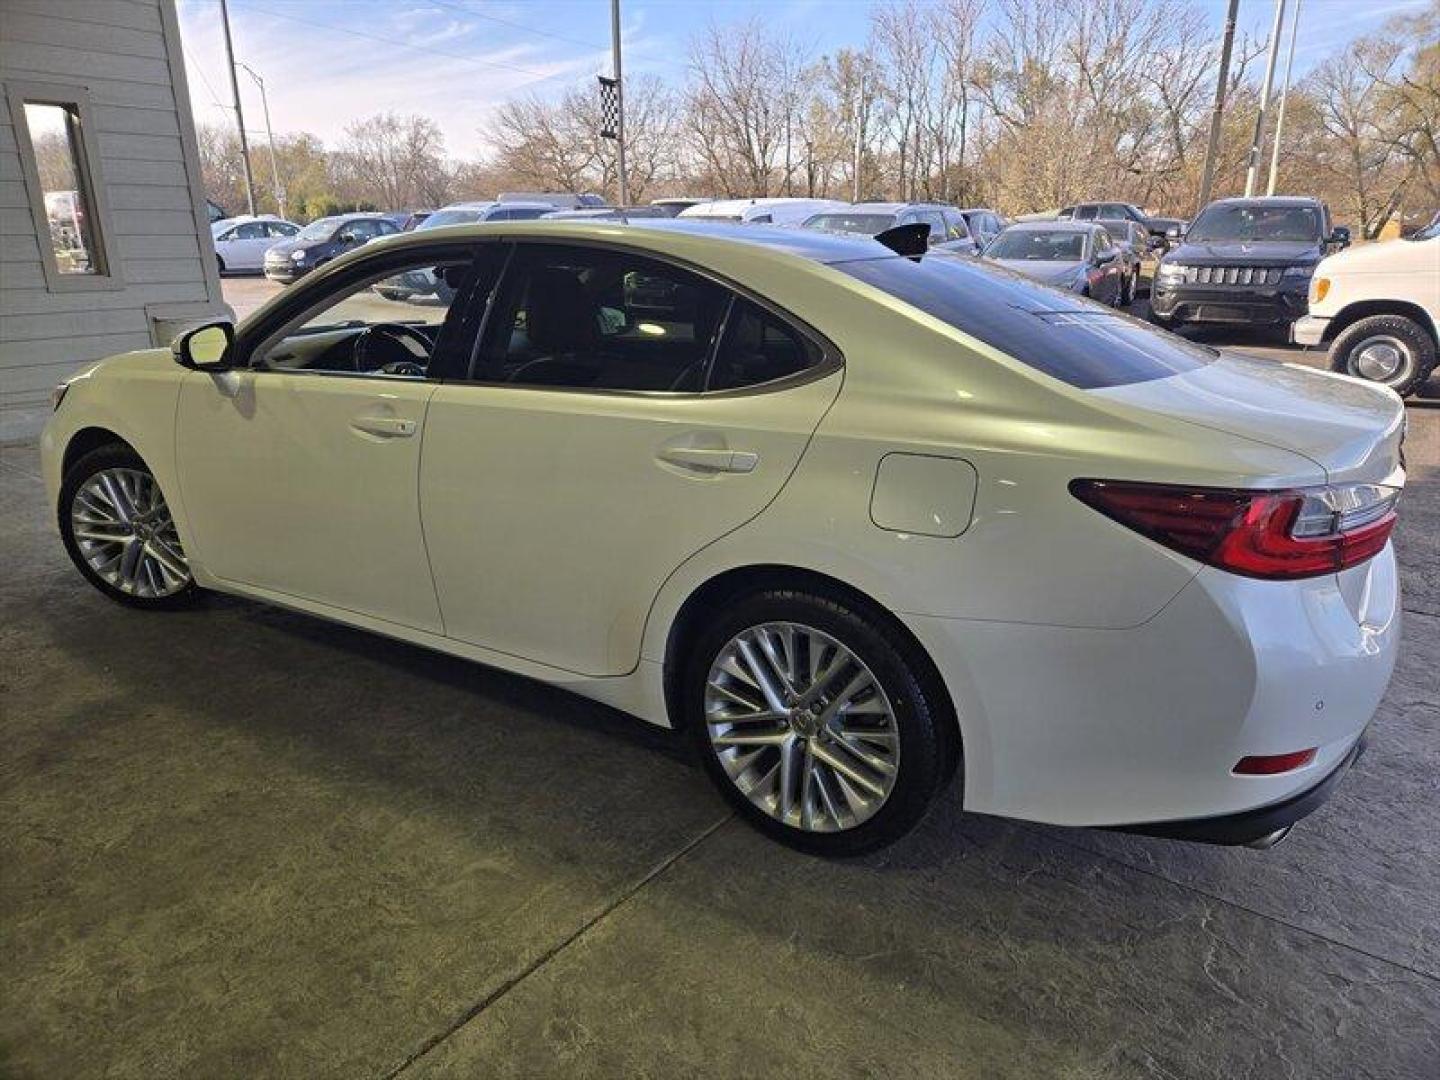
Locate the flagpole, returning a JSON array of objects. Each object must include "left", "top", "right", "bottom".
[{"left": 611, "top": 0, "right": 629, "bottom": 206}]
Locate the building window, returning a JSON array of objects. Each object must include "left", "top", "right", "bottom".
[{"left": 5, "top": 82, "right": 120, "bottom": 291}]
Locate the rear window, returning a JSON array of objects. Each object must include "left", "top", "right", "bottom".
[{"left": 833, "top": 254, "right": 1216, "bottom": 389}]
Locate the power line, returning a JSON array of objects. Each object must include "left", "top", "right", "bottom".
[
  {"left": 425, "top": 0, "right": 609, "bottom": 54},
  {"left": 237, "top": 1, "right": 578, "bottom": 83}
]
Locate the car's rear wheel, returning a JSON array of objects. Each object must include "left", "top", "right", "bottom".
[
  {"left": 683, "top": 588, "right": 952, "bottom": 855},
  {"left": 59, "top": 444, "right": 195, "bottom": 608},
  {"left": 1329, "top": 314, "right": 1436, "bottom": 398}
]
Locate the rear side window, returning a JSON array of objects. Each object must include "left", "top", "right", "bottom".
[
  {"left": 833, "top": 254, "right": 1216, "bottom": 389},
  {"left": 709, "top": 299, "right": 823, "bottom": 391}
]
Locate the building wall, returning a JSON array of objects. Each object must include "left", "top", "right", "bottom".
[{"left": 0, "top": 0, "right": 227, "bottom": 440}]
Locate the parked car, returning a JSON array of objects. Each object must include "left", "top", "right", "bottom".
[
  {"left": 212, "top": 216, "right": 300, "bottom": 273},
  {"left": 383, "top": 210, "right": 432, "bottom": 232},
  {"left": 802, "top": 202, "right": 979, "bottom": 254},
  {"left": 1059, "top": 201, "right": 1186, "bottom": 246},
  {"left": 1150, "top": 196, "right": 1348, "bottom": 331},
  {"left": 371, "top": 202, "right": 557, "bottom": 301},
  {"left": 540, "top": 207, "right": 672, "bottom": 220},
  {"left": 42, "top": 219, "right": 1404, "bottom": 855},
  {"left": 1094, "top": 217, "right": 1157, "bottom": 305},
  {"left": 954, "top": 207, "right": 1008, "bottom": 248},
  {"left": 650, "top": 197, "right": 707, "bottom": 217},
  {"left": 205, "top": 198, "right": 227, "bottom": 224},
  {"left": 498, "top": 192, "right": 607, "bottom": 209},
  {"left": 983, "top": 221, "right": 1125, "bottom": 304},
  {"left": 678, "top": 197, "right": 846, "bottom": 227},
  {"left": 1292, "top": 215, "right": 1439, "bottom": 396},
  {"left": 262, "top": 213, "right": 400, "bottom": 283}
]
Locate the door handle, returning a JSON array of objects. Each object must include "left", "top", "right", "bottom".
[
  {"left": 657, "top": 446, "right": 758, "bottom": 474},
  {"left": 350, "top": 414, "right": 416, "bottom": 438}
]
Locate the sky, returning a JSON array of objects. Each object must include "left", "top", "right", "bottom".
[{"left": 176, "top": 0, "right": 1431, "bottom": 159}]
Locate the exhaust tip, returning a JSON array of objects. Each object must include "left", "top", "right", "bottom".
[{"left": 1246, "top": 826, "right": 1294, "bottom": 850}]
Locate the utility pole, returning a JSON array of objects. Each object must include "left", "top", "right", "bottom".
[
  {"left": 1244, "top": 0, "right": 1287, "bottom": 197},
  {"left": 1266, "top": 0, "right": 1302, "bottom": 196},
  {"left": 237, "top": 63, "right": 285, "bottom": 219},
  {"left": 610, "top": 0, "right": 629, "bottom": 206},
  {"left": 219, "top": 0, "right": 256, "bottom": 215},
  {"left": 1197, "top": 0, "right": 1239, "bottom": 212}
]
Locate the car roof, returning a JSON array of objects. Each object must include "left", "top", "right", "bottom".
[
  {"left": 360, "top": 216, "right": 896, "bottom": 265},
  {"left": 1204, "top": 195, "right": 1322, "bottom": 208}
]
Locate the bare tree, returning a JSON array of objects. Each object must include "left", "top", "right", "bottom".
[{"left": 336, "top": 113, "right": 448, "bottom": 210}]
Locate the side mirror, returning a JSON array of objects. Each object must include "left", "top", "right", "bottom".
[
  {"left": 1330, "top": 226, "right": 1351, "bottom": 248},
  {"left": 173, "top": 321, "right": 234, "bottom": 371},
  {"left": 337, "top": 230, "right": 357, "bottom": 245},
  {"left": 1095, "top": 249, "right": 1117, "bottom": 264},
  {"left": 1148, "top": 235, "right": 1167, "bottom": 251},
  {"left": 1165, "top": 224, "right": 1182, "bottom": 239}
]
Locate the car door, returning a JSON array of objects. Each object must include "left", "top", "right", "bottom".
[
  {"left": 420, "top": 242, "right": 843, "bottom": 676},
  {"left": 174, "top": 247, "right": 481, "bottom": 632},
  {"left": 227, "top": 220, "right": 270, "bottom": 269}
]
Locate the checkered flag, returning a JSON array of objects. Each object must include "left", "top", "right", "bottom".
[{"left": 598, "top": 76, "right": 619, "bottom": 140}]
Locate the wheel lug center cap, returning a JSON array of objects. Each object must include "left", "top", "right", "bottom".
[{"left": 788, "top": 706, "right": 820, "bottom": 737}]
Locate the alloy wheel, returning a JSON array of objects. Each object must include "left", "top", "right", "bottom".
[
  {"left": 70, "top": 468, "right": 191, "bottom": 598},
  {"left": 703, "top": 621, "right": 900, "bottom": 832}
]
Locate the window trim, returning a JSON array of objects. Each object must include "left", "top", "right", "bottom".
[
  {"left": 460, "top": 237, "right": 843, "bottom": 399},
  {"left": 6, "top": 80, "right": 123, "bottom": 292}
]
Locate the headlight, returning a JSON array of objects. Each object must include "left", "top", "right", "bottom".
[
  {"left": 1281, "top": 263, "right": 1314, "bottom": 279},
  {"left": 1156, "top": 262, "right": 1185, "bottom": 282},
  {"left": 290, "top": 249, "right": 307, "bottom": 262},
  {"left": 51, "top": 382, "right": 70, "bottom": 411},
  {"left": 1310, "top": 277, "right": 1331, "bottom": 304}
]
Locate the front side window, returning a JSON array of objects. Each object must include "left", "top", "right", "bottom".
[
  {"left": 11, "top": 89, "right": 113, "bottom": 285},
  {"left": 234, "top": 221, "right": 267, "bottom": 240},
  {"left": 267, "top": 221, "right": 299, "bottom": 238},
  {"left": 478, "top": 246, "right": 731, "bottom": 391},
  {"left": 253, "top": 256, "right": 482, "bottom": 378},
  {"left": 1072, "top": 205, "right": 1098, "bottom": 220}
]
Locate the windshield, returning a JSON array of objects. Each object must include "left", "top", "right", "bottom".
[
  {"left": 417, "top": 208, "right": 488, "bottom": 230},
  {"left": 1407, "top": 219, "right": 1440, "bottom": 241},
  {"left": 297, "top": 216, "right": 341, "bottom": 241},
  {"left": 987, "top": 231, "right": 1087, "bottom": 261},
  {"left": 1188, "top": 205, "right": 1322, "bottom": 242},
  {"left": 804, "top": 213, "right": 897, "bottom": 235}
]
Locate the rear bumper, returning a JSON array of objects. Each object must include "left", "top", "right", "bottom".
[
  {"left": 1151, "top": 282, "right": 1308, "bottom": 325},
  {"left": 1291, "top": 314, "right": 1331, "bottom": 347},
  {"left": 1110, "top": 732, "right": 1366, "bottom": 845}
]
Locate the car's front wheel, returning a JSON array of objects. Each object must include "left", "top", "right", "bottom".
[
  {"left": 683, "top": 588, "right": 953, "bottom": 855},
  {"left": 59, "top": 444, "right": 195, "bottom": 608},
  {"left": 1329, "top": 314, "right": 1436, "bottom": 398}
]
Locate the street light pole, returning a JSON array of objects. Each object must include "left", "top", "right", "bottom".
[
  {"left": 610, "top": 0, "right": 629, "bottom": 206},
  {"left": 236, "top": 63, "right": 285, "bottom": 220},
  {"left": 1244, "top": 0, "right": 1288, "bottom": 197},
  {"left": 1266, "top": 0, "right": 1303, "bottom": 196},
  {"left": 218, "top": 0, "right": 256, "bottom": 215},
  {"left": 1197, "top": 0, "right": 1239, "bottom": 212}
]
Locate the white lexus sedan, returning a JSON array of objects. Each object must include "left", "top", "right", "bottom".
[{"left": 40, "top": 220, "right": 1404, "bottom": 855}]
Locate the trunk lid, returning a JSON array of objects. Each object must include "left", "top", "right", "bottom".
[{"left": 1093, "top": 351, "right": 1406, "bottom": 487}]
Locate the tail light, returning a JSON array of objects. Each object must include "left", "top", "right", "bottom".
[
  {"left": 1234, "top": 749, "right": 1316, "bottom": 774},
  {"left": 1070, "top": 479, "right": 1399, "bottom": 580}
]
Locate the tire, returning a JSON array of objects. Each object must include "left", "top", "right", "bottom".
[
  {"left": 59, "top": 443, "right": 196, "bottom": 609},
  {"left": 216, "top": 255, "right": 226, "bottom": 274},
  {"left": 682, "top": 588, "right": 954, "bottom": 856},
  {"left": 1328, "top": 314, "right": 1436, "bottom": 398}
]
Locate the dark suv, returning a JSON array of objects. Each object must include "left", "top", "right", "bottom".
[
  {"left": 263, "top": 213, "right": 400, "bottom": 283},
  {"left": 1150, "top": 196, "right": 1350, "bottom": 330},
  {"left": 1059, "top": 201, "right": 1186, "bottom": 246}
]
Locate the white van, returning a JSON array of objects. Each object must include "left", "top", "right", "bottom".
[{"left": 678, "top": 197, "right": 846, "bottom": 227}]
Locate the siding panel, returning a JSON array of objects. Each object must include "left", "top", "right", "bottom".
[
  {"left": 0, "top": 42, "right": 171, "bottom": 85},
  {"left": 94, "top": 104, "right": 181, "bottom": 138},
  {"left": 1, "top": 12, "right": 167, "bottom": 60},
  {"left": 1, "top": 306, "right": 151, "bottom": 344},
  {"left": 98, "top": 132, "right": 184, "bottom": 163},
  {"left": 109, "top": 183, "right": 192, "bottom": 212},
  {"left": 1, "top": 1, "right": 161, "bottom": 34},
  {"left": 2, "top": 281, "right": 208, "bottom": 318}
]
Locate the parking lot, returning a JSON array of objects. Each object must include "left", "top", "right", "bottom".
[{"left": 1, "top": 273, "right": 1436, "bottom": 1078}]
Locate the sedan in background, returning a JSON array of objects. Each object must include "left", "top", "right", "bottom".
[
  {"left": 43, "top": 219, "right": 1402, "bottom": 856},
  {"left": 212, "top": 216, "right": 299, "bottom": 274},
  {"left": 371, "top": 201, "right": 557, "bottom": 302},
  {"left": 263, "top": 213, "right": 400, "bottom": 283},
  {"left": 1150, "top": 196, "right": 1349, "bottom": 331},
  {"left": 1094, "top": 217, "right": 1158, "bottom": 304},
  {"left": 802, "top": 203, "right": 979, "bottom": 254},
  {"left": 983, "top": 221, "right": 1125, "bottom": 304},
  {"left": 1060, "top": 201, "right": 1186, "bottom": 247}
]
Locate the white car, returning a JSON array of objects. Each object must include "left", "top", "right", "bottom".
[
  {"left": 678, "top": 197, "right": 845, "bottom": 227},
  {"left": 41, "top": 221, "right": 1404, "bottom": 854},
  {"left": 1293, "top": 217, "right": 1440, "bottom": 397},
  {"left": 211, "top": 216, "right": 300, "bottom": 273}
]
